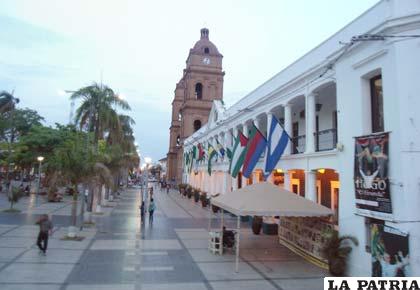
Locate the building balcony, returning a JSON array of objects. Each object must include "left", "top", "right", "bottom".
[
  {"left": 314, "top": 128, "right": 337, "bottom": 152},
  {"left": 292, "top": 135, "right": 306, "bottom": 154}
]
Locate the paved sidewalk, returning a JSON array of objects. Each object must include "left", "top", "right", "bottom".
[{"left": 0, "top": 186, "right": 327, "bottom": 290}]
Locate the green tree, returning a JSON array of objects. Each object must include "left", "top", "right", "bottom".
[
  {"left": 0, "top": 91, "right": 19, "bottom": 114},
  {"left": 71, "top": 83, "right": 130, "bottom": 146},
  {"left": 47, "top": 127, "right": 94, "bottom": 227}
]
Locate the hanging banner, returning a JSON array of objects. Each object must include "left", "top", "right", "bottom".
[
  {"left": 354, "top": 132, "right": 392, "bottom": 220},
  {"left": 371, "top": 224, "right": 410, "bottom": 277}
]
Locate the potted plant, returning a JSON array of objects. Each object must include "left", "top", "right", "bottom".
[
  {"left": 200, "top": 191, "right": 207, "bottom": 207},
  {"left": 178, "top": 183, "right": 186, "bottom": 195},
  {"left": 6, "top": 187, "right": 22, "bottom": 212},
  {"left": 193, "top": 188, "right": 200, "bottom": 202},
  {"left": 252, "top": 216, "right": 263, "bottom": 235},
  {"left": 186, "top": 185, "right": 192, "bottom": 199},
  {"left": 323, "top": 229, "right": 358, "bottom": 276}
]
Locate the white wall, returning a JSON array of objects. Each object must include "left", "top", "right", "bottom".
[{"left": 183, "top": 0, "right": 420, "bottom": 276}]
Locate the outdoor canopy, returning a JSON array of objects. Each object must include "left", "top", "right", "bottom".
[
  {"left": 211, "top": 181, "right": 333, "bottom": 217},
  {"left": 209, "top": 182, "right": 333, "bottom": 273}
]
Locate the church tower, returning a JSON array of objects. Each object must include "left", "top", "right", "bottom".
[{"left": 167, "top": 28, "right": 224, "bottom": 184}]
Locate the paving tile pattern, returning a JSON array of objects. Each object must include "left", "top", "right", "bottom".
[{"left": 0, "top": 185, "right": 327, "bottom": 289}]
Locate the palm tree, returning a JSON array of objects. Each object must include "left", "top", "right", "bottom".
[
  {"left": 103, "top": 114, "right": 138, "bottom": 199},
  {"left": 71, "top": 83, "right": 130, "bottom": 145},
  {"left": 71, "top": 83, "right": 131, "bottom": 212},
  {"left": 0, "top": 91, "right": 19, "bottom": 197},
  {"left": 0, "top": 91, "right": 19, "bottom": 114}
]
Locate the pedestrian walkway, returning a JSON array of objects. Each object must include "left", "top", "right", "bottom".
[{"left": 0, "top": 186, "right": 327, "bottom": 290}]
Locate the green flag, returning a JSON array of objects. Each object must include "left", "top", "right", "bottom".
[
  {"left": 207, "top": 142, "right": 217, "bottom": 175},
  {"left": 229, "top": 131, "right": 248, "bottom": 178}
]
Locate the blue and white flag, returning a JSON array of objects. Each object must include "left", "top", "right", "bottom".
[{"left": 263, "top": 116, "right": 289, "bottom": 180}]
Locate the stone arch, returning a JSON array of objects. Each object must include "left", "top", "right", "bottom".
[
  {"left": 195, "top": 83, "right": 203, "bottom": 100},
  {"left": 193, "top": 120, "right": 202, "bottom": 132}
]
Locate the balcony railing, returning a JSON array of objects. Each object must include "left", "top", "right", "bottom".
[
  {"left": 291, "top": 135, "right": 306, "bottom": 154},
  {"left": 314, "top": 128, "right": 337, "bottom": 152}
]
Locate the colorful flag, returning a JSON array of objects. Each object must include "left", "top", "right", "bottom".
[
  {"left": 197, "top": 143, "right": 205, "bottom": 160},
  {"left": 207, "top": 142, "right": 217, "bottom": 175},
  {"left": 215, "top": 137, "right": 225, "bottom": 158},
  {"left": 263, "top": 116, "right": 289, "bottom": 180},
  {"left": 242, "top": 124, "right": 267, "bottom": 178},
  {"left": 226, "top": 147, "right": 233, "bottom": 160},
  {"left": 188, "top": 149, "right": 194, "bottom": 173},
  {"left": 184, "top": 151, "right": 190, "bottom": 172},
  {"left": 229, "top": 131, "right": 248, "bottom": 178}
]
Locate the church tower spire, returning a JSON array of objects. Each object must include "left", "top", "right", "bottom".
[{"left": 167, "top": 28, "right": 225, "bottom": 184}]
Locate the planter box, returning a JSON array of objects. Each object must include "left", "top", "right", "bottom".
[{"left": 263, "top": 223, "right": 278, "bottom": 235}]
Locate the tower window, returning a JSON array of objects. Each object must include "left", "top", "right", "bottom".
[
  {"left": 204, "top": 47, "right": 210, "bottom": 54},
  {"left": 195, "top": 83, "right": 203, "bottom": 100},
  {"left": 178, "top": 112, "right": 182, "bottom": 121},
  {"left": 194, "top": 120, "right": 202, "bottom": 132},
  {"left": 176, "top": 135, "right": 180, "bottom": 146},
  {"left": 370, "top": 75, "right": 384, "bottom": 133}
]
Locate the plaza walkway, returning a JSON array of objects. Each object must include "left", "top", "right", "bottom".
[{"left": 0, "top": 186, "right": 327, "bottom": 290}]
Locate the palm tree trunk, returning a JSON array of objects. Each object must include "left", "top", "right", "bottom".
[{"left": 71, "top": 189, "right": 78, "bottom": 227}]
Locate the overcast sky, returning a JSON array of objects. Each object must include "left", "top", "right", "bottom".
[{"left": 0, "top": 0, "right": 379, "bottom": 163}]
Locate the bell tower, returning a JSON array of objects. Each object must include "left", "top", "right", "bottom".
[{"left": 167, "top": 28, "right": 224, "bottom": 184}]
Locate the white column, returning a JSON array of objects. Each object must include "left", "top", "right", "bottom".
[
  {"left": 305, "top": 93, "right": 316, "bottom": 153},
  {"left": 284, "top": 170, "right": 290, "bottom": 191},
  {"left": 305, "top": 170, "right": 317, "bottom": 202},
  {"left": 242, "top": 123, "right": 249, "bottom": 187},
  {"left": 222, "top": 172, "right": 227, "bottom": 194},
  {"left": 242, "top": 123, "right": 249, "bottom": 138},
  {"left": 284, "top": 104, "right": 292, "bottom": 155},
  {"left": 254, "top": 117, "right": 260, "bottom": 130},
  {"left": 266, "top": 112, "right": 273, "bottom": 136},
  {"left": 232, "top": 128, "right": 238, "bottom": 190}
]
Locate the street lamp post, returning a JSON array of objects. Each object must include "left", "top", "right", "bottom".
[
  {"left": 36, "top": 156, "right": 44, "bottom": 205},
  {"left": 143, "top": 157, "right": 152, "bottom": 201}
]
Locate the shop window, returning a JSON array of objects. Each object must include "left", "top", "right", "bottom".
[
  {"left": 193, "top": 120, "right": 201, "bottom": 132},
  {"left": 195, "top": 83, "right": 203, "bottom": 100},
  {"left": 370, "top": 75, "right": 384, "bottom": 133},
  {"left": 272, "top": 170, "right": 284, "bottom": 186}
]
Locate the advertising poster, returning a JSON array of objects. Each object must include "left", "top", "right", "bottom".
[
  {"left": 354, "top": 132, "right": 392, "bottom": 219},
  {"left": 371, "top": 224, "right": 410, "bottom": 277}
]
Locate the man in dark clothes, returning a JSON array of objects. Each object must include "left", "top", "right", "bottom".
[
  {"left": 140, "top": 201, "right": 145, "bottom": 224},
  {"left": 36, "top": 214, "right": 53, "bottom": 255}
]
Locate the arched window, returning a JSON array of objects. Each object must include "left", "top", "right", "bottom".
[
  {"left": 195, "top": 83, "right": 203, "bottom": 100},
  {"left": 178, "top": 112, "right": 182, "bottom": 121},
  {"left": 194, "top": 120, "right": 201, "bottom": 132},
  {"left": 176, "top": 135, "right": 180, "bottom": 146},
  {"left": 204, "top": 47, "right": 210, "bottom": 54}
]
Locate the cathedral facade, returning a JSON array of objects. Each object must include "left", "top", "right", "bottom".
[{"left": 167, "top": 28, "right": 224, "bottom": 185}]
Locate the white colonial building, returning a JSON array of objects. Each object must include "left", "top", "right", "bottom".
[{"left": 183, "top": 0, "right": 420, "bottom": 276}]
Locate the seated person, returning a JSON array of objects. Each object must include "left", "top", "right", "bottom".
[{"left": 222, "top": 226, "right": 235, "bottom": 248}]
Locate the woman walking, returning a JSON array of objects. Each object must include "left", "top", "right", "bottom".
[{"left": 148, "top": 198, "right": 156, "bottom": 224}]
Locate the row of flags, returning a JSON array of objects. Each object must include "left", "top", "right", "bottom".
[{"left": 184, "top": 116, "right": 290, "bottom": 180}]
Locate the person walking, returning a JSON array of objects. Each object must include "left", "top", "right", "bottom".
[
  {"left": 35, "top": 214, "right": 53, "bottom": 255},
  {"left": 166, "top": 183, "right": 170, "bottom": 194},
  {"left": 140, "top": 201, "right": 145, "bottom": 224},
  {"left": 149, "top": 186, "right": 154, "bottom": 198},
  {"left": 148, "top": 198, "right": 156, "bottom": 224}
]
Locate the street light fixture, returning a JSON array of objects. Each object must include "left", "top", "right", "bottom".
[
  {"left": 36, "top": 156, "right": 44, "bottom": 205},
  {"left": 142, "top": 157, "right": 152, "bottom": 202}
]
